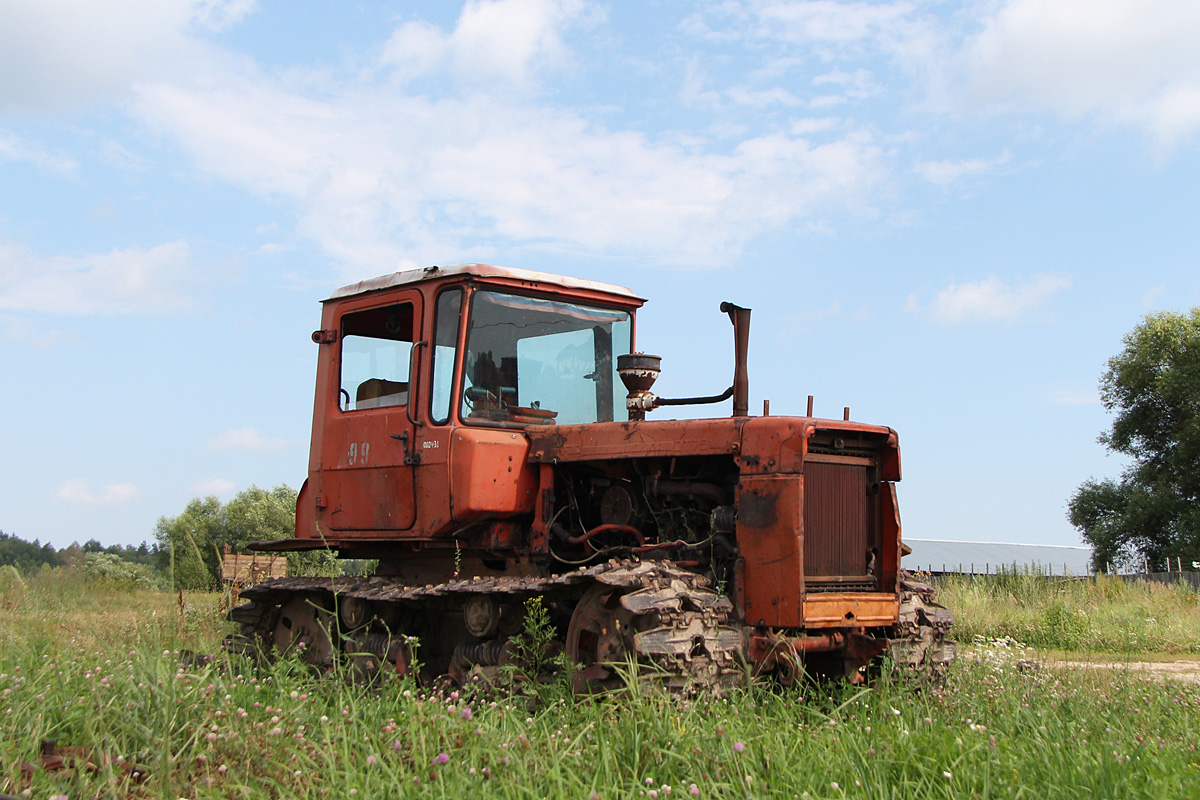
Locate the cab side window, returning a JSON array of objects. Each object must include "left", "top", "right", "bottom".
[
  {"left": 340, "top": 303, "right": 414, "bottom": 411},
  {"left": 429, "top": 289, "right": 463, "bottom": 424}
]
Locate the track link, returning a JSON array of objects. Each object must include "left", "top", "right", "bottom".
[
  {"left": 889, "top": 574, "right": 957, "bottom": 674},
  {"left": 226, "top": 564, "right": 953, "bottom": 687},
  {"left": 574, "top": 561, "right": 743, "bottom": 691},
  {"left": 225, "top": 559, "right": 743, "bottom": 690}
]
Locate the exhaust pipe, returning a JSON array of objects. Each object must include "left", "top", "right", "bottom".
[
  {"left": 720, "top": 302, "right": 751, "bottom": 417},
  {"left": 617, "top": 301, "right": 751, "bottom": 420}
]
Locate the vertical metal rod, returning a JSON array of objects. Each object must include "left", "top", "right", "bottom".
[
  {"left": 721, "top": 302, "right": 751, "bottom": 417},
  {"left": 843, "top": 407, "right": 850, "bottom": 421},
  {"left": 807, "top": 395, "right": 814, "bottom": 416}
]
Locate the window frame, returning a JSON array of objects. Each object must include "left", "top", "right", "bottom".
[
  {"left": 456, "top": 287, "right": 633, "bottom": 429},
  {"left": 336, "top": 300, "right": 417, "bottom": 414},
  {"left": 428, "top": 287, "right": 465, "bottom": 426}
]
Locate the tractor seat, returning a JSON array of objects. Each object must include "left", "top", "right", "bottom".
[{"left": 356, "top": 378, "right": 408, "bottom": 409}]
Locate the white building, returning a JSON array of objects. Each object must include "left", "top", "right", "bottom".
[{"left": 902, "top": 539, "right": 1093, "bottom": 577}]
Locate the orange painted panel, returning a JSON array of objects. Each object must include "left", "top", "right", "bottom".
[
  {"left": 738, "top": 474, "right": 803, "bottom": 627},
  {"left": 803, "top": 593, "right": 899, "bottom": 628},
  {"left": 449, "top": 427, "right": 538, "bottom": 521}
]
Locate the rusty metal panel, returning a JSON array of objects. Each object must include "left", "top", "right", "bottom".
[
  {"left": 802, "top": 593, "right": 899, "bottom": 628},
  {"left": 880, "top": 481, "right": 901, "bottom": 591},
  {"left": 803, "top": 460, "right": 870, "bottom": 578},
  {"left": 324, "top": 465, "right": 411, "bottom": 531},
  {"left": 449, "top": 427, "right": 538, "bottom": 521},
  {"left": 527, "top": 418, "right": 743, "bottom": 462},
  {"left": 737, "top": 474, "right": 803, "bottom": 627}
]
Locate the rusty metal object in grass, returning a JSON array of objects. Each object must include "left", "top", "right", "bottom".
[{"left": 20, "top": 740, "right": 148, "bottom": 787}]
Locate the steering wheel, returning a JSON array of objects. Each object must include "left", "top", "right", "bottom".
[
  {"left": 339, "top": 388, "right": 351, "bottom": 410},
  {"left": 463, "top": 386, "right": 499, "bottom": 409}
]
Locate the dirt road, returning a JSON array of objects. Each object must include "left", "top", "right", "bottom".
[{"left": 1055, "top": 658, "right": 1200, "bottom": 684}]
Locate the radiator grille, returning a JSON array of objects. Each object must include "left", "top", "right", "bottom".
[
  {"left": 804, "top": 461, "right": 871, "bottom": 579},
  {"left": 804, "top": 580, "right": 877, "bottom": 594}
]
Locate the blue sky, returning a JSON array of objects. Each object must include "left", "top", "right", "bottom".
[{"left": 2, "top": 0, "right": 1198, "bottom": 550}]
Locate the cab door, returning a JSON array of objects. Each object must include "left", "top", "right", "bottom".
[{"left": 320, "top": 294, "right": 422, "bottom": 533}]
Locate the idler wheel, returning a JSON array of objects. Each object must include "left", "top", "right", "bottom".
[
  {"left": 463, "top": 595, "right": 501, "bottom": 638},
  {"left": 338, "top": 596, "right": 370, "bottom": 630},
  {"left": 272, "top": 596, "right": 336, "bottom": 668},
  {"left": 565, "top": 584, "right": 636, "bottom": 692}
]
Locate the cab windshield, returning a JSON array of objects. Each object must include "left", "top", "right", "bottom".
[{"left": 461, "top": 290, "right": 632, "bottom": 426}]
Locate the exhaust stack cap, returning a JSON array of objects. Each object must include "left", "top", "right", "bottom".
[{"left": 617, "top": 352, "right": 661, "bottom": 394}]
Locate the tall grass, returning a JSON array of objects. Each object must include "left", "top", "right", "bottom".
[
  {"left": 3, "top": 570, "right": 1200, "bottom": 798},
  {"left": 936, "top": 569, "right": 1200, "bottom": 654},
  {"left": 0, "top": 567, "right": 227, "bottom": 656}
]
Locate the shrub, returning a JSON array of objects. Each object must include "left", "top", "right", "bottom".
[
  {"left": 80, "top": 552, "right": 161, "bottom": 590},
  {"left": 0, "top": 564, "right": 25, "bottom": 599}
]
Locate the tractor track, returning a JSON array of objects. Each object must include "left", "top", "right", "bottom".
[{"left": 224, "top": 563, "right": 952, "bottom": 688}]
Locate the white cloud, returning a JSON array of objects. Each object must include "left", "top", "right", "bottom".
[
  {"left": 696, "top": 1, "right": 1200, "bottom": 152},
  {"left": 683, "top": 1, "right": 938, "bottom": 101},
  {"left": 0, "top": 238, "right": 201, "bottom": 314},
  {"left": 0, "top": 316, "right": 71, "bottom": 348},
  {"left": 1046, "top": 383, "right": 1099, "bottom": 406},
  {"left": 207, "top": 427, "right": 291, "bottom": 452},
  {"left": 190, "top": 477, "right": 237, "bottom": 495},
  {"left": 0, "top": 0, "right": 256, "bottom": 111},
  {"left": 133, "top": 65, "right": 885, "bottom": 270},
  {"left": 962, "top": 0, "right": 1200, "bottom": 149},
  {"left": 750, "top": 1, "right": 916, "bottom": 44},
  {"left": 915, "top": 150, "right": 1011, "bottom": 186},
  {"left": 57, "top": 478, "right": 140, "bottom": 506},
  {"left": 908, "top": 274, "right": 1071, "bottom": 324},
  {"left": 0, "top": 131, "right": 78, "bottom": 176},
  {"left": 380, "top": 0, "right": 598, "bottom": 88},
  {"left": 727, "top": 86, "right": 805, "bottom": 108},
  {"left": 191, "top": 0, "right": 257, "bottom": 31},
  {"left": 98, "top": 139, "right": 151, "bottom": 172},
  {"left": 1142, "top": 284, "right": 1167, "bottom": 309},
  {"left": 813, "top": 69, "right": 878, "bottom": 95},
  {"left": 789, "top": 299, "right": 843, "bottom": 327}
]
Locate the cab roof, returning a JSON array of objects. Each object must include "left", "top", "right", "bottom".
[{"left": 329, "top": 263, "right": 644, "bottom": 303}]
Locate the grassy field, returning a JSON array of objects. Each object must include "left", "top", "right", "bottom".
[
  {"left": 936, "top": 570, "right": 1200, "bottom": 654},
  {"left": 3, "top": 569, "right": 1200, "bottom": 799}
]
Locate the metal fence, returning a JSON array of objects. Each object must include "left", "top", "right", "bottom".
[{"left": 1118, "top": 571, "right": 1200, "bottom": 589}]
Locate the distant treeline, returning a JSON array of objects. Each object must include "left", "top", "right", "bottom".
[
  {"left": 0, "top": 530, "right": 160, "bottom": 573},
  {"left": 1, "top": 484, "right": 345, "bottom": 591}
]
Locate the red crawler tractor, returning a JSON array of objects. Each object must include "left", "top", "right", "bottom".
[{"left": 228, "top": 264, "right": 954, "bottom": 688}]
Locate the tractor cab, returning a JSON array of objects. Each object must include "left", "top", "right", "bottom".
[{"left": 290, "top": 264, "right": 643, "bottom": 549}]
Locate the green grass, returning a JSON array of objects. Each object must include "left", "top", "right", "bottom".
[
  {"left": 936, "top": 570, "right": 1200, "bottom": 654},
  {"left": 3, "top": 569, "right": 1200, "bottom": 799}
]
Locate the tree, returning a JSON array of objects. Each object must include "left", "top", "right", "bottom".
[
  {"left": 0, "top": 530, "right": 64, "bottom": 572},
  {"left": 1069, "top": 308, "right": 1200, "bottom": 571},
  {"left": 154, "top": 495, "right": 225, "bottom": 590},
  {"left": 154, "top": 484, "right": 301, "bottom": 588},
  {"left": 223, "top": 485, "right": 297, "bottom": 551}
]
